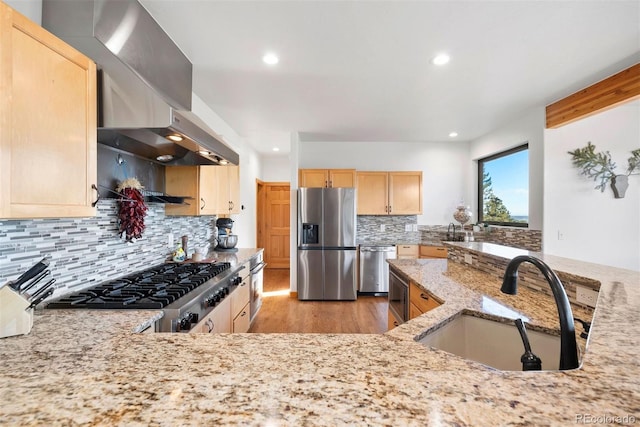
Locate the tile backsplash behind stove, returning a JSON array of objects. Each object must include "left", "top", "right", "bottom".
[{"left": 0, "top": 200, "right": 217, "bottom": 298}]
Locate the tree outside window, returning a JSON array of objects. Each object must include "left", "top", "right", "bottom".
[{"left": 478, "top": 145, "right": 529, "bottom": 227}]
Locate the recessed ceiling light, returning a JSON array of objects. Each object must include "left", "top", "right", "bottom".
[
  {"left": 166, "top": 134, "right": 183, "bottom": 142},
  {"left": 263, "top": 53, "right": 279, "bottom": 65},
  {"left": 432, "top": 54, "right": 450, "bottom": 66},
  {"left": 219, "top": 159, "right": 229, "bottom": 165},
  {"left": 272, "top": 147, "right": 280, "bottom": 152},
  {"left": 449, "top": 132, "right": 458, "bottom": 138},
  {"left": 198, "top": 150, "right": 211, "bottom": 156}
]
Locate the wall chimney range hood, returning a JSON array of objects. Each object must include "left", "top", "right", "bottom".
[{"left": 42, "top": 0, "right": 239, "bottom": 166}]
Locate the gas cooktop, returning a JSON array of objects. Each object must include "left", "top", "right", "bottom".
[{"left": 46, "top": 262, "right": 231, "bottom": 310}]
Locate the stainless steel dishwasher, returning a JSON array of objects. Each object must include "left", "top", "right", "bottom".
[{"left": 359, "top": 245, "right": 396, "bottom": 294}]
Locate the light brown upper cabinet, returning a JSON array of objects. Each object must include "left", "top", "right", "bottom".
[
  {"left": 165, "top": 165, "right": 240, "bottom": 216},
  {"left": 0, "top": 3, "right": 98, "bottom": 219},
  {"left": 165, "top": 166, "right": 218, "bottom": 216},
  {"left": 298, "top": 169, "right": 356, "bottom": 188},
  {"left": 356, "top": 172, "right": 422, "bottom": 215},
  {"left": 213, "top": 166, "right": 240, "bottom": 215}
]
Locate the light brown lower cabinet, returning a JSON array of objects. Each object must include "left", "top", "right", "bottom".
[
  {"left": 388, "top": 310, "right": 400, "bottom": 331},
  {"left": 231, "top": 277, "right": 251, "bottom": 333},
  {"left": 233, "top": 302, "right": 251, "bottom": 333},
  {"left": 190, "top": 297, "right": 231, "bottom": 333},
  {"left": 419, "top": 246, "right": 448, "bottom": 259},
  {"left": 409, "top": 282, "right": 441, "bottom": 320},
  {"left": 397, "top": 245, "right": 419, "bottom": 259}
]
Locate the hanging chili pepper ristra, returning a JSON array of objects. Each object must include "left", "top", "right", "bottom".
[{"left": 116, "top": 178, "right": 147, "bottom": 242}]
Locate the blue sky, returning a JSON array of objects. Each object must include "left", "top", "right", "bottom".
[{"left": 484, "top": 150, "right": 529, "bottom": 217}]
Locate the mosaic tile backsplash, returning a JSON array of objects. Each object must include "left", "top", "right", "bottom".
[
  {"left": 0, "top": 200, "right": 217, "bottom": 298},
  {"left": 357, "top": 215, "right": 542, "bottom": 251}
]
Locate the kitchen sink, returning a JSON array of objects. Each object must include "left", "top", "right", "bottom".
[{"left": 418, "top": 313, "right": 562, "bottom": 371}]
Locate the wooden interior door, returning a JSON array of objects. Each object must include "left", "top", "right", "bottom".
[{"left": 263, "top": 183, "right": 290, "bottom": 268}]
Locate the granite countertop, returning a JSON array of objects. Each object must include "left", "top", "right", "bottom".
[{"left": 1, "top": 245, "right": 638, "bottom": 425}]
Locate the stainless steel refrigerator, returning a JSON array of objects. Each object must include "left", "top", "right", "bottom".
[{"left": 297, "top": 188, "right": 357, "bottom": 300}]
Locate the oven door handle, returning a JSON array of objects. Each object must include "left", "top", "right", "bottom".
[{"left": 250, "top": 262, "right": 267, "bottom": 275}]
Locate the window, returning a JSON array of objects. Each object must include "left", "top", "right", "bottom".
[{"left": 478, "top": 144, "right": 528, "bottom": 227}]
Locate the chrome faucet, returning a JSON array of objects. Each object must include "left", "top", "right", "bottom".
[{"left": 501, "top": 255, "right": 579, "bottom": 370}]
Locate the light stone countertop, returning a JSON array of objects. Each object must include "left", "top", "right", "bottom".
[{"left": 0, "top": 245, "right": 638, "bottom": 425}]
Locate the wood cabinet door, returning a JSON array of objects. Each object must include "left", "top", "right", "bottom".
[
  {"left": 419, "top": 246, "right": 448, "bottom": 259},
  {"left": 227, "top": 165, "right": 240, "bottom": 214},
  {"left": 0, "top": 4, "right": 97, "bottom": 218},
  {"left": 389, "top": 172, "right": 422, "bottom": 215},
  {"left": 397, "top": 245, "right": 419, "bottom": 259},
  {"left": 328, "top": 169, "right": 356, "bottom": 188},
  {"left": 210, "top": 297, "right": 232, "bottom": 333},
  {"left": 388, "top": 309, "right": 400, "bottom": 330},
  {"left": 409, "top": 282, "right": 441, "bottom": 314},
  {"left": 231, "top": 278, "right": 251, "bottom": 317},
  {"left": 356, "top": 172, "right": 388, "bottom": 214},
  {"left": 232, "top": 302, "right": 250, "bottom": 333},
  {"left": 165, "top": 166, "right": 200, "bottom": 216},
  {"left": 299, "top": 169, "right": 329, "bottom": 188},
  {"left": 199, "top": 166, "right": 218, "bottom": 215}
]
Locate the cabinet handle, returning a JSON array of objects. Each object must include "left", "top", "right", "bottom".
[
  {"left": 329, "top": 180, "right": 333, "bottom": 187},
  {"left": 206, "top": 318, "right": 214, "bottom": 333},
  {"left": 91, "top": 184, "right": 101, "bottom": 207},
  {"left": 241, "top": 311, "right": 247, "bottom": 317},
  {"left": 385, "top": 206, "right": 388, "bottom": 213},
  {"left": 229, "top": 201, "right": 234, "bottom": 211},
  {"left": 200, "top": 198, "right": 206, "bottom": 210},
  {"left": 325, "top": 180, "right": 328, "bottom": 187},
  {"left": 420, "top": 293, "right": 430, "bottom": 301},
  {"left": 389, "top": 205, "right": 392, "bottom": 213},
  {"left": 393, "top": 321, "right": 399, "bottom": 327}
]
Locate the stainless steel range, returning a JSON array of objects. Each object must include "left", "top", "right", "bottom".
[{"left": 45, "top": 262, "right": 246, "bottom": 332}]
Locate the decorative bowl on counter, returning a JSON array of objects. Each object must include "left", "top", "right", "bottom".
[{"left": 216, "top": 235, "right": 238, "bottom": 249}]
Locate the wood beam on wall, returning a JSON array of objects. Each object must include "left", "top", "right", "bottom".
[{"left": 546, "top": 63, "right": 640, "bottom": 129}]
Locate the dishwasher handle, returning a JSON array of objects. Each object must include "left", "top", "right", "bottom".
[{"left": 360, "top": 246, "right": 396, "bottom": 252}]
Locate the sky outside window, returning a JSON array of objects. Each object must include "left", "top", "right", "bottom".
[{"left": 481, "top": 148, "right": 529, "bottom": 222}]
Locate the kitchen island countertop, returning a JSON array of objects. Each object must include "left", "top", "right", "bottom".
[{"left": 0, "top": 245, "right": 638, "bottom": 425}]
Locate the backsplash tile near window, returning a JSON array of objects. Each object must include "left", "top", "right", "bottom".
[
  {"left": 357, "top": 216, "right": 420, "bottom": 244},
  {"left": 0, "top": 200, "right": 217, "bottom": 298}
]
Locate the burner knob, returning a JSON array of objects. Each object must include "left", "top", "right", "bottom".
[
  {"left": 187, "top": 312, "right": 199, "bottom": 324},
  {"left": 179, "top": 316, "right": 191, "bottom": 331},
  {"left": 205, "top": 295, "right": 217, "bottom": 307}
]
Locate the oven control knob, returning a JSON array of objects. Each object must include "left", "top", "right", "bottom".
[
  {"left": 234, "top": 277, "right": 242, "bottom": 286},
  {"left": 205, "top": 295, "right": 216, "bottom": 307},
  {"left": 179, "top": 316, "right": 192, "bottom": 331},
  {"left": 187, "top": 312, "right": 199, "bottom": 324}
]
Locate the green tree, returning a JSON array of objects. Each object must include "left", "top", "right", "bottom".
[{"left": 482, "top": 171, "right": 513, "bottom": 222}]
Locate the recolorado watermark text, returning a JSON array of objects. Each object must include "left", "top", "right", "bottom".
[{"left": 576, "top": 414, "right": 637, "bottom": 424}]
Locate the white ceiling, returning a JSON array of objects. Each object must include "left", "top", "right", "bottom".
[{"left": 139, "top": 0, "right": 640, "bottom": 155}]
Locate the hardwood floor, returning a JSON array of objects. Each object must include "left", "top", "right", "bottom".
[{"left": 248, "top": 268, "right": 388, "bottom": 334}]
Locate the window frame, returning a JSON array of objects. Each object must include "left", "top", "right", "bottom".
[{"left": 477, "top": 143, "right": 529, "bottom": 228}]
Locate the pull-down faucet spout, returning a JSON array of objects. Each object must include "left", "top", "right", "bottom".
[{"left": 501, "top": 255, "right": 579, "bottom": 370}]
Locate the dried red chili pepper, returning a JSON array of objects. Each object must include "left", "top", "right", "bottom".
[{"left": 116, "top": 178, "right": 147, "bottom": 242}]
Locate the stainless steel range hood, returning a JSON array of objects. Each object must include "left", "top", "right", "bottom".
[{"left": 42, "top": 0, "right": 239, "bottom": 166}]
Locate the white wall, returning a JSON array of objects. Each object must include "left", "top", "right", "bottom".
[
  {"left": 191, "top": 93, "right": 261, "bottom": 248},
  {"left": 469, "top": 107, "right": 545, "bottom": 230},
  {"left": 261, "top": 155, "right": 291, "bottom": 182},
  {"left": 543, "top": 102, "right": 640, "bottom": 271},
  {"left": 4, "top": 0, "right": 41, "bottom": 24},
  {"left": 298, "top": 141, "right": 471, "bottom": 225}
]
